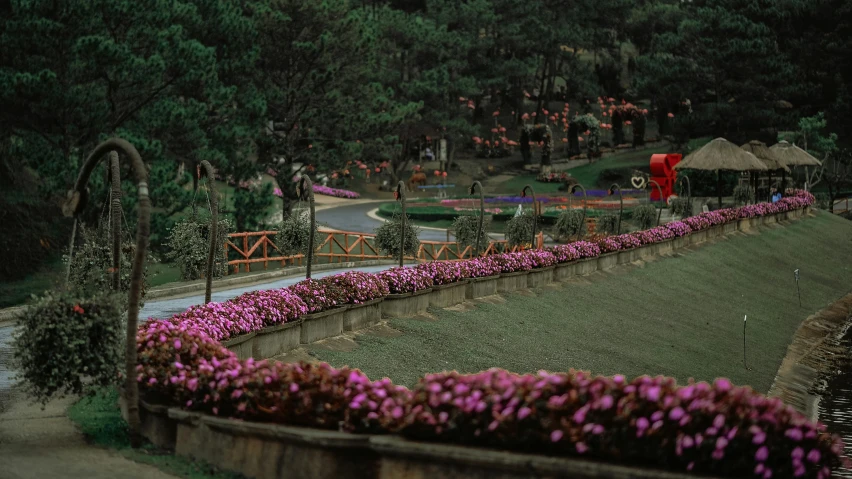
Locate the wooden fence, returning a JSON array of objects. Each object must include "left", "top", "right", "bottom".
[{"left": 224, "top": 229, "right": 543, "bottom": 274}]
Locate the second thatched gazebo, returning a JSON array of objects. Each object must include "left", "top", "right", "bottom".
[
  {"left": 674, "top": 137, "right": 768, "bottom": 208},
  {"left": 769, "top": 141, "right": 823, "bottom": 191},
  {"left": 740, "top": 140, "right": 789, "bottom": 199}
]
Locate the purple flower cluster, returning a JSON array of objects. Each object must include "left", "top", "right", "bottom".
[
  {"left": 464, "top": 256, "right": 502, "bottom": 278},
  {"left": 289, "top": 278, "right": 347, "bottom": 314},
  {"left": 615, "top": 233, "right": 641, "bottom": 249},
  {"left": 549, "top": 244, "right": 580, "bottom": 263},
  {"left": 489, "top": 251, "right": 557, "bottom": 272},
  {"left": 377, "top": 267, "right": 435, "bottom": 294},
  {"left": 415, "top": 261, "right": 470, "bottom": 286},
  {"left": 571, "top": 241, "right": 602, "bottom": 258},
  {"left": 665, "top": 221, "right": 693, "bottom": 237},
  {"left": 633, "top": 226, "right": 675, "bottom": 245},
  {"left": 312, "top": 184, "right": 360, "bottom": 199},
  {"left": 324, "top": 271, "right": 389, "bottom": 304},
  {"left": 597, "top": 236, "right": 622, "bottom": 253},
  {"left": 683, "top": 215, "right": 712, "bottom": 231},
  {"left": 526, "top": 250, "right": 558, "bottom": 268}
]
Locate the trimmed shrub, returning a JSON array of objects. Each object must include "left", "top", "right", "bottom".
[
  {"left": 165, "top": 213, "right": 232, "bottom": 281},
  {"left": 453, "top": 215, "right": 491, "bottom": 252},
  {"left": 506, "top": 214, "right": 536, "bottom": 248},
  {"left": 631, "top": 204, "right": 658, "bottom": 230},
  {"left": 596, "top": 213, "right": 620, "bottom": 235},
  {"left": 555, "top": 210, "right": 587, "bottom": 240},
  {"left": 13, "top": 291, "right": 124, "bottom": 404},
  {"left": 375, "top": 214, "right": 420, "bottom": 258},
  {"left": 275, "top": 211, "right": 320, "bottom": 257}
]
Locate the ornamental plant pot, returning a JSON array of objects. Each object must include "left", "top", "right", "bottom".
[
  {"left": 553, "top": 262, "right": 578, "bottom": 282},
  {"left": 253, "top": 320, "right": 303, "bottom": 360},
  {"left": 139, "top": 400, "right": 177, "bottom": 450},
  {"left": 382, "top": 290, "right": 431, "bottom": 318},
  {"left": 497, "top": 271, "right": 528, "bottom": 293},
  {"left": 344, "top": 298, "right": 384, "bottom": 331},
  {"left": 169, "top": 409, "right": 377, "bottom": 479},
  {"left": 301, "top": 306, "right": 347, "bottom": 344},
  {"left": 429, "top": 281, "right": 468, "bottom": 308},
  {"left": 369, "top": 436, "right": 714, "bottom": 479},
  {"left": 616, "top": 248, "right": 641, "bottom": 265},
  {"left": 596, "top": 252, "right": 618, "bottom": 270},
  {"left": 575, "top": 257, "right": 599, "bottom": 275},
  {"left": 526, "top": 266, "right": 554, "bottom": 288},
  {"left": 723, "top": 221, "right": 738, "bottom": 235},
  {"left": 222, "top": 331, "right": 256, "bottom": 360},
  {"left": 672, "top": 236, "right": 689, "bottom": 250},
  {"left": 465, "top": 276, "right": 499, "bottom": 299},
  {"left": 688, "top": 229, "right": 709, "bottom": 245}
]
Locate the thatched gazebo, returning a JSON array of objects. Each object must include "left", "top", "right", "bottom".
[
  {"left": 741, "top": 140, "right": 789, "bottom": 199},
  {"left": 769, "top": 140, "right": 822, "bottom": 191},
  {"left": 674, "top": 137, "right": 768, "bottom": 208}
]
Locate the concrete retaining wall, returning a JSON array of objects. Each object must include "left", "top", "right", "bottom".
[
  {"left": 465, "top": 276, "right": 499, "bottom": 299},
  {"left": 497, "top": 271, "right": 528, "bottom": 292},
  {"left": 344, "top": 299, "right": 384, "bottom": 331},
  {"left": 429, "top": 281, "right": 469, "bottom": 308},
  {"left": 382, "top": 291, "right": 431, "bottom": 318},
  {"left": 301, "top": 307, "right": 347, "bottom": 343}
]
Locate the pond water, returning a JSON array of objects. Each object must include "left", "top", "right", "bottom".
[{"left": 817, "top": 327, "right": 852, "bottom": 477}]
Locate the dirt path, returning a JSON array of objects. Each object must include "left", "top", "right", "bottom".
[{"left": 0, "top": 392, "right": 177, "bottom": 479}]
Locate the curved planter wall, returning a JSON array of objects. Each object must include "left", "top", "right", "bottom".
[
  {"left": 302, "top": 307, "right": 347, "bottom": 343},
  {"left": 253, "top": 321, "right": 302, "bottom": 359},
  {"left": 382, "top": 290, "right": 431, "bottom": 318},
  {"left": 344, "top": 298, "right": 384, "bottom": 331},
  {"left": 526, "top": 267, "right": 554, "bottom": 288},
  {"left": 221, "top": 331, "right": 256, "bottom": 360},
  {"left": 497, "top": 271, "right": 528, "bottom": 292},
  {"left": 144, "top": 406, "right": 719, "bottom": 479},
  {"left": 465, "top": 276, "right": 499, "bottom": 299},
  {"left": 597, "top": 252, "right": 618, "bottom": 270},
  {"left": 429, "top": 281, "right": 468, "bottom": 308}
]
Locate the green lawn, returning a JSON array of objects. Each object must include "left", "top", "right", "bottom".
[
  {"left": 68, "top": 389, "right": 242, "bottom": 479},
  {"left": 311, "top": 212, "right": 852, "bottom": 393}
]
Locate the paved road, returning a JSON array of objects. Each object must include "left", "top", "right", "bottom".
[{"left": 316, "top": 202, "right": 452, "bottom": 241}]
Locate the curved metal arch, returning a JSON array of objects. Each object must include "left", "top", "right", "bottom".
[
  {"left": 570, "top": 184, "right": 588, "bottom": 241},
  {"left": 675, "top": 175, "right": 692, "bottom": 216},
  {"left": 521, "top": 184, "right": 538, "bottom": 248},
  {"left": 469, "top": 181, "right": 484, "bottom": 257},
  {"left": 296, "top": 176, "right": 316, "bottom": 278},
  {"left": 395, "top": 181, "right": 407, "bottom": 267},
  {"left": 198, "top": 161, "right": 219, "bottom": 303},
  {"left": 608, "top": 183, "right": 623, "bottom": 235},
  {"left": 647, "top": 179, "right": 665, "bottom": 227}
]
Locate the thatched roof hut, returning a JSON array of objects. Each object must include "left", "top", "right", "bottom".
[
  {"left": 740, "top": 140, "right": 790, "bottom": 172},
  {"left": 769, "top": 141, "right": 823, "bottom": 167},
  {"left": 674, "top": 138, "right": 767, "bottom": 207}
]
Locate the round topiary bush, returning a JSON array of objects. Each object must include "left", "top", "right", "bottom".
[
  {"left": 374, "top": 214, "right": 420, "bottom": 257},
  {"left": 275, "top": 210, "right": 320, "bottom": 257},
  {"left": 596, "top": 213, "right": 620, "bottom": 235},
  {"left": 13, "top": 291, "right": 124, "bottom": 404},
  {"left": 554, "top": 209, "right": 587, "bottom": 240},
  {"left": 632, "top": 204, "right": 658, "bottom": 230},
  {"left": 506, "top": 214, "right": 536, "bottom": 248},
  {"left": 165, "top": 213, "right": 232, "bottom": 281},
  {"left": 452, "top": 215, "right": 491, "bottom": 252}
]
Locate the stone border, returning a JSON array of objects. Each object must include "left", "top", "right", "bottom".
[
  {"left": 429, "top": 281, "right": 469, "bottom": 308},
  {"left": 465, "top": 276, "right": 499, "bottom": 299},
  {"left": 135, "top": 404, "right": 721, "bottom": 479},
  {"left": 344, "top": 298, "right": 384, "bottom": 331},
  {"left": 382, "top": 290, "right": 432, "bottom": 318}
]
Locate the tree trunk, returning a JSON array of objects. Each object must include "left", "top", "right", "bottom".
[
  {"left": 200, "top": 160, "right": 218, "bottom": 304},
  {"left": 108, "top": 152, "right": 121, "bottom": 292}
]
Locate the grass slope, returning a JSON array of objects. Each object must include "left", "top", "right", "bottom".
[{"left": 312, "top": 212, "right": 852, "bottom": 393}]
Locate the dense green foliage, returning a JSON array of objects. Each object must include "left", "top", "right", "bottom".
[
  {"left": 554, "top": 209, "right": 587, "bottom": 240},
  {"left": 505, "top": 214, "right": 536, "bottom": 248},
  {"left": 631, "top": 204, "right": 658, "bottom": 230},
  {"left": 452, "top": 215, "right": 491, "bottom": 252},
  {"left": 374, "top": 215, "right": 420, "bottom": 257},
  {"left": 165, "top": 214, "right": 232, "bottom": 281},
  {"left": 275, "top": 210, "right": 320, "bottom": 258},
  {"left": 596, "top": 213, "right": 620, "bottom": 235},
  {"left": 13, "top": 291, "right": 124, "bottom": 404},
  {"left": 2, "top": 0, "right": 852, "bottom": 277}
]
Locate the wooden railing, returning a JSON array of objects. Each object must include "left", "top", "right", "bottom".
[{"left": 225, "top": 229, "right": 544, "bottom": 274}]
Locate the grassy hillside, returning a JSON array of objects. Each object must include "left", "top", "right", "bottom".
[{"left": 311, "top": 211, "right": 852, "bottom": 392}]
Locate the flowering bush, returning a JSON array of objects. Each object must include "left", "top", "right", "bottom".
[
  {"left": 324, "top": 271, "right": 389, "bottom": 304},
  {"left": 597, "top": 236, "right": 622, "bottom": 253},
  {"left": 415, "top": 261, "right": 470, "bottom": 285},
  {"left": 313, "top": 185, "right": 360, "bottom": 199},
  {"left": 402, "top": 370, "right": 847, "bottom": 478},
  {"left": 665, "top": 221, "right": 693, "bottom": 237},
  {"left": 289, "top": 278, "right": 347, "bottom": 314},
  {"left": 570, "top": 241, "right": 602, "bottom": 259},
  {"left": 377, "top": 267, "right": 435, "bottom": 294},
  {"left": 549, "top": 244, "right": 580, "bottom": 263},
  {"left": 490, "top": 252, "right": 530, "bottom": 273},
  {"left": 683, "top": 215, "right": 712, "bottom": 231},
  {"left": 526, "top": 250, "right": 558, "bottom": 268},
  {"left": 230, "top": 288, "right": 308, "bottom": 326},
  {"left": 464, "top": 257, "right": 502, "bottom": 278},
  {"left": 615, "top": 233, "right": 641, "bottom": 250},
  {"left": 633, "top": 226, "right": 675, "bottom": 245}
]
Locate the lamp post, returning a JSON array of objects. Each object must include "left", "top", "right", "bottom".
[
  {"left": 608, "top": 183, "right": 624, "bottom": 235},
  {"left": 296, "top": 175, "right": 316, "bottom": 279},
  {"left": 395, "top": 181, "right": 406, "bottom": 266},
  {"left": 63, "top": 138, "right": 151, "bottom": 448},
  {"left": 469, "top": 181, "right": 484, "bottom": 257},
  {"left": 521, "top": 184, "right": 538, "bottom": 249},
  {"left": 648, "top": 179, "right": 665, "bottom": 227},
  {"left": 570, "top": 184, "right": 588, "bottom": 241},
  {"left": 199, "top": 160, "right": 218, "bottom": 304}
]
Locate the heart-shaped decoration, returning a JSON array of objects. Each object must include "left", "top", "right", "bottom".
[{"left": 631, "top": 176, "right": 646, "bottom": 189}]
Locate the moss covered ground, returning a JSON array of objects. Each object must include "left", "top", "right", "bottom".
[{"left": 312, "top": 212, "right": 852, "bottom": 392}]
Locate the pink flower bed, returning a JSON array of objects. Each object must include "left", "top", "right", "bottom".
[
  {"left": 415, "top": 261, "right": 470, "bottom": 286},
  {"left": 377, "top": 267, "right": 435, "bottom": 294},
  {"left": 133, "top": 190, "right": 838, "bottom": 477},
  {"left": 313, "top": 184, "right": 360, "bottom": 199}
]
